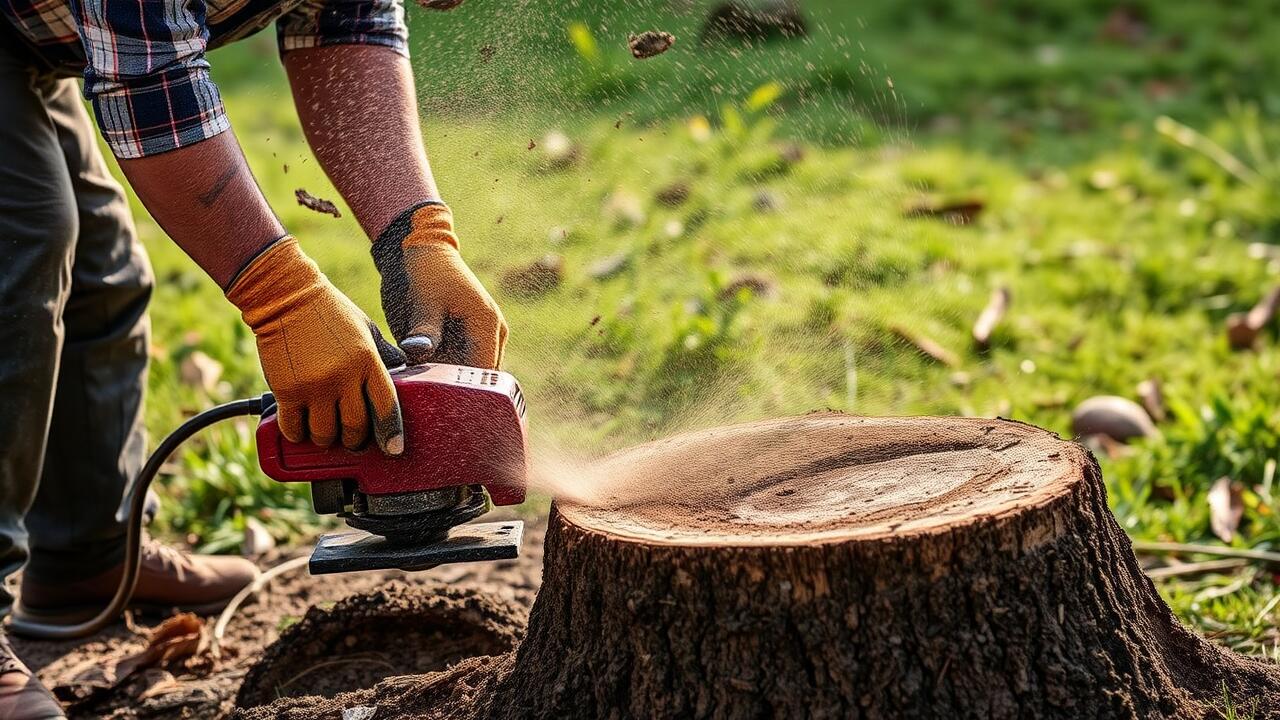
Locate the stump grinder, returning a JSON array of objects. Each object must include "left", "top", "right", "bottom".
[{"left": 10, "top": 362, "right": 528, "bottom": 639}]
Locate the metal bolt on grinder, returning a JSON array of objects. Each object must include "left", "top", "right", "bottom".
[{"left": 9, "top": 362, "right": 528, "bottom": 640}]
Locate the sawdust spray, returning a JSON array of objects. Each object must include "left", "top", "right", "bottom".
[{"left": 383, "top": 1, "right": 977, "bottom": 508}]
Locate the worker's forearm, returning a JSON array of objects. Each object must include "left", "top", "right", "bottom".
[
  {"left": 283, "top": 44, "right": 440, "bottom": 240},
  {"left": 119, "top": 131, "right": 285, "bottom": 288}
]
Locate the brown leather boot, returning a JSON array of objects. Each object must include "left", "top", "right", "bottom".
[
  {"left": 12, "top": 538, "right": 259, "bottom": 626},
  {"left": 0, "top": 634, "right": 64, "bottom": 720}
]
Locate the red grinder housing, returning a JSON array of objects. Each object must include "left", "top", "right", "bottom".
[{"left": 256, "top": 363, "right": 528, "bottom": 508}]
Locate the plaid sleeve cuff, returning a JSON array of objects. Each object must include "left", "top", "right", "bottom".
[
  {"left": 91, "top": 66, "right": 230, "bottom": 159},
  {"left": 277, "top": 0, "right": 408, "bottom": 56}
]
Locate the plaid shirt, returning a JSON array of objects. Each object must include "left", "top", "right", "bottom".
[{"left": 1, "top": 0, "right": 407, "bottom": 158}]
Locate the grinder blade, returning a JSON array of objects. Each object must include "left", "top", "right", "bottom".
[{"left": 307, "top": 520, "right": 523, "bottom": 575}]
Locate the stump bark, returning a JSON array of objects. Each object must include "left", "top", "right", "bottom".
[{"left": 243, "top": 414, "right": 1280, "bottom": 720}]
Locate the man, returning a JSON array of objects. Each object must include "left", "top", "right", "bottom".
[{"left": 0, "top": 0, "right": 506, "bottom": 715}]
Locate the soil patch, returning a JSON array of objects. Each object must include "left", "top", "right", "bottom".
[
  {"left": 9, "top": 515, "right": 543, "bottom": 719},
  {"left": 234, "top": 584, "right": 524, "bottom": 708}
]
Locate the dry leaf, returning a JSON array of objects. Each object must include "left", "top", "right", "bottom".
[
  {"left": 1136, "top": 378, "right": 1166, "bottom": 423},
  {"left": 1208, "top": 476, "right": 1244, "bottom": 543},
  {"left": 904, "top": 197, "right": 985, "bottom": 225},
  {"left": 888, "top": 324, "right": 960, "bottom": 367},
  {"left": 54, "top": 614, "right": 208, "bottom": 704},
  {"left": 1226, "top": 286, "right": 1280, "bottom": 350}
]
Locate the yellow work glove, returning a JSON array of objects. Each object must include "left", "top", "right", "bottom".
[
  {"left": 372, "top": 202, "right": 507, "bottom": 368},
  {"left": 226, "top": 237, "right": 406, "bottom": 454}
]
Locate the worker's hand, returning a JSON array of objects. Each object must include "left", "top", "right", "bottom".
[
  {"left": 372, "top": 202, "right": 507, "bottom": 368},
  {"left": 226, "top": 237, "right": 406, "bottom": 454}
]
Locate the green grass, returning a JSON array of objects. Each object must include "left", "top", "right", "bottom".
[{"left": 119, "top": 2, "right": 1280, "bottom": 655}]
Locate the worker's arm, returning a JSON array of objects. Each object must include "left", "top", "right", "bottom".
[
  {"left": 282, "top": 42, "right": 508, "bottom": 369},
  {"left": 78, "top": 0, "right": 403, "bottom": 453}
]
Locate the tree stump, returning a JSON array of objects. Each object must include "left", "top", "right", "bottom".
[{"left": 242, "top": 414, "right": 1280, "bottom": 720}]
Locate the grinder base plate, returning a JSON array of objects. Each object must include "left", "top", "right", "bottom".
[{"left": 308, "top": 520, "right": 524, "bottom": 575}]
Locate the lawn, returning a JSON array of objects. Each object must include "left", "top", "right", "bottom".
[{"left": 125, "top": 1, "right": 1280, "bottom": 659}]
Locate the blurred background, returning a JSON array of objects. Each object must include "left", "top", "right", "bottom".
[{"left": 131, "top": 1, "right": 1280, "bottom": 656}]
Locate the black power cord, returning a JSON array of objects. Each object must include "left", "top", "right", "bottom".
[{"left": 8, "top": 394, "right": 272, "bottom": 640}]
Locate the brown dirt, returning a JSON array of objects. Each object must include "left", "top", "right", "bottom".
[{"left": 9, "top": 515, "right": 543, "bottom": 720}]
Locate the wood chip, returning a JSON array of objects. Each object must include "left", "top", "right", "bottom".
[
  {"left": 628, "top": 31, "right": 676, "bottom": 59},
  {"left": 295, "top": 189, "right": 341, "bottom": 218},
  {"left": 972, "top": 286, "right": 1011, "bottom": 349},
  {"left": 888, "top": 324, "right": 960, "bottom": 367}
]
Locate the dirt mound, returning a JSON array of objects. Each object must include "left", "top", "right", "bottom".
[{"left": 235, "top": 583, "right": 525, "bottom": 710}]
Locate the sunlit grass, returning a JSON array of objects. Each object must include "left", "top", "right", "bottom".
[{"left": 116, "top": 6, "right": 1280, "bottom": 651}]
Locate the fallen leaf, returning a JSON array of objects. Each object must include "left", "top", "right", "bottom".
[
  {"left": 888, "top": 324, "right": 959, "bottom": 367},
  {"left": 719, "top": 272, "right": 778, "bottom": 301},
  {"left": 501, "top": 255, "right": 563, "bottom": 298},
  {"left": 1208, "top": 476, "right": 1244, "bottom": 543},
  {"left": 655, "top": 181, "right": 691, "bottom": 207},
  {"left": 54, "top": 614, "right": 207, "bottom": 705},
  {"left": 1136, "top": 378, "right": 1166, "bottom": 423},
  {"left": 903, "top": 197, "right": 984, "bottom": 225},
  {"left": 587, "top": 253, "right": 630, "bottom": 281},
  {"left": 295, "top": 189, "right": 341, "bottom": 218},
  {"left": 972, "top": 286, "right": 1011, "bottom": 349},
  {"left": 179, "top": 351, "right": 222, "bottom": 392}
]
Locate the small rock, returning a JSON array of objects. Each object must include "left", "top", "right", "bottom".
[
  {"left": 628, "top": 31, "right": 676, "bottom": 59},
  {"left": 343, "top": 707, "right": 378, "bottom": 720},
  {"left": 501, "top": 255, "right": 563, "bottom": 298},
  {"left": 655, "top": 181, "right": 691, "bottom": 207},
  {"left": 539, "top": 131, "right": 579, "bottom": 168},
  {"left": 243, "top": 517, "right": 276, "bottom": 558},
  {"left": 179, "top": 351, "right": 223, "bottom": 393},
  {"left": 587, "top": 253, "right": 630, "bottom": 281},
  {"left": 1071, "top": 395, "right": 1160, "bottom": 443}
]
